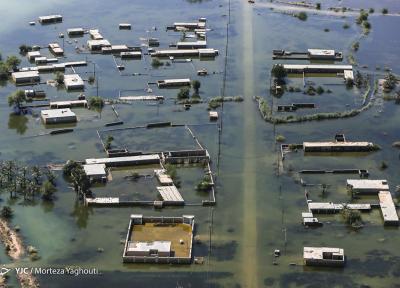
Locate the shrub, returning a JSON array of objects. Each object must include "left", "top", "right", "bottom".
[
  {"left": 295, "top": 12, "right": 308, "bottom": 21},
  {"left": 151, "top": 58, "right": 164, "bottom": 68},
  {"left": 19, "top": 44, "right": 32, "bottom": 55},
  {"left": 88, "top": 75, "right": 95, "bottom": 84},
  {"left": 271, "top": 64, "right": 287, "bottom": 79},
  {"left": 324, "top": 28, "right": 330, "bottom": 32},
  {"left": 191, "top": 80, "right": 201, "bottom": 93},
  {"left": 382, "top": 8, "right": 388, "bottom": 14},
  {"left": 177, "top": 87, "right": 190, "bottom": 100},
  {"left": 55, "top": 71, "right": 64, "bottom": 84},
  {"left": 316, "top": 86, "right": 324, "bottom": 94},
  {"left": 343, "top": 23, "right": 350, "bottom": 29},
  {"left": 1, "top": 206, "right": 13, "bottom": 219},
  {"left": 315, "top": 3, "right": 321, "bottom": 10},
  {"left": 275, "top": 134, "right": 286, "bottom": 142},
  {"left": 368, "top": 8, "right": 374, "bottom": 14}
]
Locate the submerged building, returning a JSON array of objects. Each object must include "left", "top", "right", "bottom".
[
  {"left": 304, "top": 247, "right": 345, "bottom": 267},
  {"left": 123, "top": 214, "right": 195, "bottom": 264}
]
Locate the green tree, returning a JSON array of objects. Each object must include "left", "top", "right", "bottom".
[
  {"left": 271, "top": 64, "right": 287, "bottom": 80},
  {"left": 177, "top": 87, "right": 190, "bottom": 100},
  {"left": 341, "top": 207, "right": 362, "bottom": 227},
  {"left": 55, "top": 71, "right": 64, "bottom": 84},
  {"left": 382, "top": 8, "right": 388, "bottom": 14},
  {"left": 41, "top": 180, "right": 57, "bottom": 201},
  {"left": 105, "top": 135, "right": 114, "bottom": 149},
  {"left": 19, "top": 44, "right": 32, "bottom": 55},
  {"left": 0, "top": 62, "right": 10, "bottom": 80},
  {"left": 8, "top": 90, "right": 26, "bottom": 110},
  {"left": 89, "top": 96, "right": 104, "bottom": 109},
  {"left": 191, "top": 80, "right": 201, "bottom": 94},
  {"left": 5, "top": 56, "right": 21, "bottom": 70},
  {"left": 315, "top": 3, "right": 321, "bottom": 10}
]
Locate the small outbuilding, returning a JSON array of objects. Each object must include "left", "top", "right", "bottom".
[
  {"left": 304, "top": 247, "right": 345, "bottom": 267},
  {"left": 12, "top": 71, "right": 40, "bottom": 84},
  {"left": 64, "top": 74, "right": 84, "bottom": 90}
]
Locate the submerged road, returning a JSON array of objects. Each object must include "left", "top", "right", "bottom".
[{"left": 241, "top": 2, "right": 259, "bottom": 287}]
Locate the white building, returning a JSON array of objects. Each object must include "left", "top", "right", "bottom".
[
  {"left": 83, "top": 164, "right": 107, "bottom": 182},
  {"left": 87, "top": 39, "right": 111, "bottom": 51},
  {"left": 304, "top": 247, "right": 345, "bottom": 267},
  {"left": 346, "top": 179, "right": 389, "bottom": 194},
  {"left": 125, "top": 241, "right": 171, "bottom": 257},
  {"left": 64, "top": 74, "right": 84, "bottom": 90},
  {"left": 41, "top": 108, "right": 77, "bottom": 124}
]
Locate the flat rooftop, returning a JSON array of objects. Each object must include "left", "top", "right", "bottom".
[
  {"left": 85, "top": 154, "right": 160, "bottom": 165},
  {"left": 304, "top": 247, "right": 344, "bottom": 260},
  {"left": 157, "top": 186, "right": 184, "bottom": 203},
  {"left": 83, "top": 164, "right": 106, "bottom": 176},
  {"left": 283, "top": 64, "right": 352, "bottom": 70},
  {"left": 131, "top": 222, "right": 192, "bottom": 257},
  {"left": 41, "top": 108, "right": 76, "bottom": 119},
  {"left": 307, "top": 49, "right": 335, "bottom": 56},
  {"left": 303, "top": 141, "right": 373, "bottom": 147},
  {"left": 347, "top": 179, "right": 389, "bottom": 191},
  {"left": 379, "top": 191, "right": 399, "bottom": 224}
]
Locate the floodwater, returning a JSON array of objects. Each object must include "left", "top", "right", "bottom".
[{"left": 0, "top": 0, "right": 400, "bottom": 287}]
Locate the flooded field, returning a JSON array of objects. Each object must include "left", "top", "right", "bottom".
[{"left": 0, "top": 0, "right": 400, "bottom": 287}]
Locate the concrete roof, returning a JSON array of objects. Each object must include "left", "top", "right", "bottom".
[
  {"left": 379, "top": 191, "right": 399, "bottom": 224},
  {"left": 346, "top": 179, "right": 389, "bottom": 191},
  {"left": 304, "top": 247, "right": 344, "bottom": 260},
  {"left": 127, "top": 241, "right": 171, "bottom": 253},
  {"left": 85, "top": 154, "right": 160, "bottom": 165},
  {"left": 157, "top": 186, "right": 184, "bottom": 203},
  {"left": 307, "top": 49, "right": 335, "bottom": 56},
  {"left": 83, "top": 164, "right": 106, "bottom": 176},
  {"left": 64, "top": 74, "right": 84, "bottom": 88},
  {"left": 41, "top": 108, "right": 75, "bottom": 118}
]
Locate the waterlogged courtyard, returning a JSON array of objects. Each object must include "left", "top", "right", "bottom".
[{"left": 0, "top": 0, "right": 400, "bottom": 287}]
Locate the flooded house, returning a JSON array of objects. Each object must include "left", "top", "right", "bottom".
[
  {"left": 83, "top": 164, "right": 107, "bottom": 182},
  {"left": 304, "top": 247, "right": 345, "bottom": 267},
  {"left": 89, "top": 29, "right": 103, "bottom": 40},
  {"left": 87, "top": 39, "right": 111, "bottom": 51},
  {"left": 63, "top": 74, "right": 84, "bottom": 90},
  {"left": 67, "top": 28, "right": 85, "bottom": 36},
  {"left": 157, "top": 78, "right": 191, "bottom": 88},
  {"left": 176, "top": 41, "right": 207, "bottom": 49},
  {"left": 11, "top": 71, "right": 40, "bottom": 84},
  {"left": 49, "top": 43, "right": 64, "bottom": 56},
  {"left": 346, "top": 179, "right": 389, "bottom": 194},
  {"left": 40, "top": 108, "right": 77, "bottom": 124},
  {"left": 38, "top": 14, "right": 62, "bottom": 24},
  {"left": 378, "top": 191, "right": 399, "bottom": 226},
  {"left": 123, "top": 214, "right": 195, "bottom": 264}
]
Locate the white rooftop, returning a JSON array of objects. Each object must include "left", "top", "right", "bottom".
[
  {"left": 304, "top": 247, "right": 344, "bottom": 260},
  {"left": 41, "top": 108, "right": 75, "bottom": 119},
  {"left": 346, "top": 179, "right": 389, "bottom": 191},
  {"left": 85, "top": 154, "right": 160, "bottom": 165},
  {"left": 307, "top": 49, "right": 335, "bottom": 56},
  {"left": 283, "top": 64, "right": 353, "bottom": 70},
  {"left": 127, "top": 241, "right": 171, "bottom": 253},
  {"left": 64, "top": 74, "right": 84, "bottom": 88},
  {"left": 83, "top": 164, "right": 106, "bottom": 176}
]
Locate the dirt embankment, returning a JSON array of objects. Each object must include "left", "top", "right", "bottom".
[{"left": 0, "top": 218, "right": 39, "bottom": 288}]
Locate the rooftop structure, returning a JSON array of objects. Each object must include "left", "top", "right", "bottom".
[
  {"left": 67, "top": 28, "right": 85, "bottom": 36},
  {"left": 173, "top": 21, "right": 206, "bottom": 30},
  {"left": 49, "top": 43, "right": 64, "bottom": 56},
  {"left": 304, "top": 247, "right": 345, "bottom": 267},
  {"left": 308, "top": 49, "right": 335, "bottom": 58},
  {"left": 83, "top": 164, "right": 107, "bottom": 182},
  {"left": 63, "top": 74, "right": 84, "bottom": 90},
  {"left": 303, "top": 141, "right": 376, "bottom": 152},
  {"left": 120, "top": 51, "right": 142, "bottom": 59},
  {"left": 379, "top": 191, "right": 399, "bottom": 225},
  {"left": 151, "top": 48, "right": 218, "bottom": 58},
  {"left": 123, "top": 214, "right": 194, "bottom": 264},
  {"left": 85, "top": 154, "right": 160, "bottom": 167},
  {"left": 155, "top": 169, "right": 174, "bottom": 185},
  {"left": 119, "top": 23, "right": 131, "bottom": 30},
  {"left": 41, "top": 108, "right": 77, "bottom": 124},
  {"left": 34, "top": 56, "right": 48, "bottom": 65},
  {"left": 49, "top": 100, "right": 87, "bottom": 109},
  {"left": 346, "top": 179, "right": 389, "bottom": 194},
  {"left": 209, "top": 111, "right": 218, "bottom": 120},
  {"left": 157, "top": 78, "right": 191, "bottom": 88},
  {"left": 119, "top": 95, "right": 164, "bottom": 101},
  {"left": 87, "top": 39, "right": 111, "bottom": 51},
  {"left": 27, "top": 51, "right": 41, "bottom": 61},
  {"left": 282, "top": 64, "right": 353, "bottom": 77},
  {"left": 176, "top": 40, "right": 207, "bottom": 49},
  {"left": 157, "top": 186, "right": 184, "bottom": 205},
  {"left": 11, "top": 71, "right": 40, "bottom": 84},
  {"left": 38, "top": 15, "right": 62, "bottom": 24},
  {"left": 308, "top": 202, "right": 371, "bottom": 213},
  {"left": 89, "top": 29, "right": 103, "bottom": 40}
]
